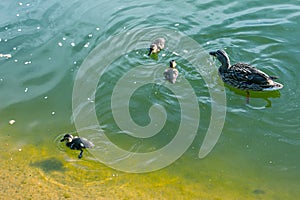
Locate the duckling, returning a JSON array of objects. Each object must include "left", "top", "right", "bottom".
[
  {"left": 60, "top": 134, "right": 94, "bottom": 159},
  {"left": 148, "top": 38, "right": 165, "bottom": 56},
  {"left": 209, "top": 49, "right": 283, "bottom": 102},
  {"left": 164, "top": 60, "right": 179, "bottom": 84}
]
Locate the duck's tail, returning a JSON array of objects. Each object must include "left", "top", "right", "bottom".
[{"left": 262, "top": 81, "right": 284, "bottom": 91}]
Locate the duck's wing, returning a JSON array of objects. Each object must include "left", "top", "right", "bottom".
[
  {"left": 229, "top": 63, "right": 271, "bottom": 85},
  {"left": 67, "top": 137, "right": 85, "bottom": 150}
]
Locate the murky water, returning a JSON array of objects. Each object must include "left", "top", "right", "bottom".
[{"left": 1, "top": 0, "right": 299, "bottom": 199}]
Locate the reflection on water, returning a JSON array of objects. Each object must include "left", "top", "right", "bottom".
[
  {"left": 1, "top": 0, "right": 300, "bottom": 199},
  {"left": 226, "top": 85, "right": 282, "bottom": 108}
]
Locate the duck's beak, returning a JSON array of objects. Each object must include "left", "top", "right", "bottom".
[
  {"left": 148, "top": 48, "right": 153, "bottom": 56},
  {"left": 60, "top": 138, "right": 65, "bottom": 142},
  {"left": 209, "top": 51, "right": 217, "bottom": 56}
]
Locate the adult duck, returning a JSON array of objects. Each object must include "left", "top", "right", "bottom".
[{"left": 209, "top": 49, "right": 283, "bottom": 101}]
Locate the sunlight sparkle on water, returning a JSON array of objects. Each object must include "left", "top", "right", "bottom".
[{"left": 9, "top": 120, "right": 16, "bottom": 125}]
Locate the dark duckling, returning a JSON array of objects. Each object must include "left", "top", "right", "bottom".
[
  {"left": 164, "top": 60, "right": 179, "bottom": 84},
  {"left": 209, "top": 49, "right": 283, "bottom": 102},
  {"left": 148, "top": 38, "right": 165, "bottom": 56},
  {"left": 60, "top": 134, "right": 94, "bottom": 159}
]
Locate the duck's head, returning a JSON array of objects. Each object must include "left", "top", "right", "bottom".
[
  {"left": 209, "top": 49, "right": 230, "bottom": 68},
  {"left": 60, "top": 134, "right": 73, "bottom": 143},
  {"left": 148, "top": 44, "right": 158, "bottom": 56},
  {"left": 169, "top": 60, "right": 177, "bottom": 68}
]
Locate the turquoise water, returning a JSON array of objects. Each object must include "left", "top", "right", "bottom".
[{"left": 1, "top": 0, "right": 300, "bottom": 199}]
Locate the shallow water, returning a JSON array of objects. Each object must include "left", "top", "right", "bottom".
[{"left": 1, "top": 0, "right": 300, "bottom": 199}]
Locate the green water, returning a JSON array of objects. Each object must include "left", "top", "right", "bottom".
[{"left": 1, "top": 0, "right": 300, "bottom": 199}]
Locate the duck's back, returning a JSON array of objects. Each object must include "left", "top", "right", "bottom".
[
  {"left": 164, "top": 68, "right": 178, "bottom": 84},
  {"left": 220, "top": 63, "right": 281, "bottom": 91},
  {"left": 66, "top": 138, "right": 83, "bottom": 150},
  {"left": 154, "top": 38, "right": 165, "bottom": 50},
  {"left": 66, "top": 137, "right": 94, "bottom": 150}
]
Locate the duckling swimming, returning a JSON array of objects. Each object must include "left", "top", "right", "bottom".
[
  {"left": 60, "top": 134, "right": 94, "bottom": 159},
  {"left": 209, "top": 49, "right": 283, "bottom": 102},
  {"left": 164, "top": 60, "right": 179, "bottom": 84},
  {"left": 148, "top": 38, "right": 165, "bottom": 56}
]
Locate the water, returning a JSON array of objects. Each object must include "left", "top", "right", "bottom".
[{"left": 1, "top": 0, "right": 299, "bottom": 199}]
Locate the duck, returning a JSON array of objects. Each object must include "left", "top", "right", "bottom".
[
  {"left": 60, "top": 134, "right": 94, "bottom": 159},
  {"left": 148, "top": 38, "right": 165, "bottom": 56},
  {"left": 209, "top": 49, "right": 283, "bottom": 101},
  {"left": 164, "top": 60, "right": 179, "bottom": 84}
]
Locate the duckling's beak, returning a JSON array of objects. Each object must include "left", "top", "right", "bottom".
[
  {"left": 209, "top": 51, "right": 217, "bottom": 56},
  {"left": 148, "top": 48, "right": 153, "bottom": 56}
]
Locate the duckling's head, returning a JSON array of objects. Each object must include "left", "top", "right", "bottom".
[
  {"left": 209, "top": 49, "right": 230, "bottom": 68},
  {"left": 169, "top": 60, "right": 177, "bottom": 68},
  {"left": 148, "top": 44, "right": 158, "bottom": 56},
  {"left": 60, "top": 134, "right": 73, "bottom": 143}
]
